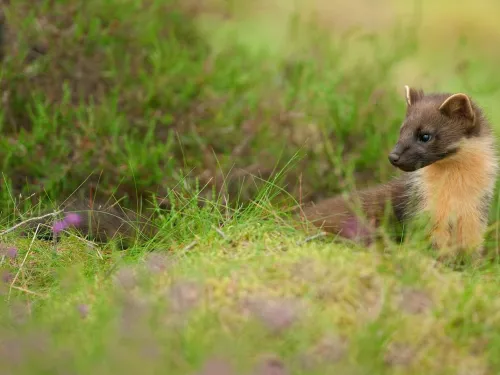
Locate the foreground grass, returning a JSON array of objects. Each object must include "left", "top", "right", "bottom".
[{"left": 2, "top": 200, "right": 500, "bottom": 374}]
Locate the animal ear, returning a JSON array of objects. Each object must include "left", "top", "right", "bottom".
[
  {"left": 438, "top": 93, "right": 474, "bottom": 120},
  {"left": 404, "top": 85, "right": 424, "bottom": 106}
]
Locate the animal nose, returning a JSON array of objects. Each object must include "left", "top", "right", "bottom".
[{"left": 388, "top": 153, "right": 400, "bottom": 164}]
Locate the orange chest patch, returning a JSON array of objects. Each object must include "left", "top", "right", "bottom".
[{"left": 418, "top": 139, "right": 497, "bottom": 223}]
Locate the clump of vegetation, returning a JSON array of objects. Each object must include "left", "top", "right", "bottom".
[
  {"left": 0, "top": 0, "right": 417, "bottom": 212},
  {"left": 2, "top": 210, "right": 500, "bottom": 374}
]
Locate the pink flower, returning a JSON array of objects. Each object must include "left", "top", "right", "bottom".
[
  {"left": 64, "top": 213, "right": 82, "bottom": 226},
  {"left": 341, "top": 216, "right": 375, "bottom": 246},
  {"left": 77, "top": 304, "right": 89, "bottom": 319},
  {"left": 0, "top": 245, "right": 18, "bottom": 259},
  {"left": 52, "top": 213, "right": 82, "bottom": 234},
  {"left": 6, "top": 247, "right": 18, "bottom": 259},
  {"left": 2, "top": 271, "right": 13, "bottom": 283},
  {"left": 52, "top": 220, "right": 67, "bottom": 234}
]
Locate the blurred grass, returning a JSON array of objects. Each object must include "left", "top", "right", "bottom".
[
  {"left": 2, "top": 0, "right": 500, "bottom": 373},
  {"left": 0, "top": 0, "right": 421, "bottom": 212}
]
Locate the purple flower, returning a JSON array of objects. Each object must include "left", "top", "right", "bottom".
[
  {"left": 77, "top": 304, "right": 89, "bottom": 319},
  {"left": 52, "top": 220, "right": 67, "bottom": 234},
  {"left": 64, "top": 213, "right": 82, "bottom": 226},
  {"left": 6, "top": 247, "right": 18, "bottom": 259},
  {"left": 52, "top": 213, "right": 82, "bottom": 234},
  {"left": 2, "top": 271, "right": 13, "bottom": 283},
  {"left": 341, "top": 216, "right": 375, "bottom": 246},
  {"left": 0, "top": 245, "right": 18, "bottom": 259}
]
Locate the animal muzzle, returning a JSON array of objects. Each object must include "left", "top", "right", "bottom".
[
  {"left": 387, "top": 143, "right": 417, "bottom": 172},
  {"left": 388, "top": 143, "right": 406, "bottom": 167}
]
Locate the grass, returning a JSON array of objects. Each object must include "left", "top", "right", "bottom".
[{"left": 2, "top": 0, "right": 500, "bottom": 374}]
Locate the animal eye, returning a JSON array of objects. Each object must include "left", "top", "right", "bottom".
[{"left": 418, "top": 133, "right": 432, "bottom": 143}]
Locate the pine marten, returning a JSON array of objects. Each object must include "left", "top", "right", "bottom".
[{"left": 300, "top": 86, "right": 499, "bottom": 257}]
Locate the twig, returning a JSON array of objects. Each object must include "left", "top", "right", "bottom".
[
  {"left": 68, "top": 232, "right": 103, "bottom": 260},
  {"left": 182, "top": 240, "right": 198, "bottom": 252},
  {"left": 212, "top": 225, "right": 228, "bottom": 240},
  {"left": 275, "top": 231, "right": 328, "bottom": 252},
  {"left": 9, "top": 285, "right": 47, "bottom": 298},
  {"left": 8, "top": 223, "right": 41, "bottom": 301},
  {"left": 296, "top": 232, "right": 327, "bottom": 245},
  {"left": 0, "top": 210, "right": 63, "bottom": 237},
  {"left": 298, "top": 172, "right": 304, "bottom": 221}
]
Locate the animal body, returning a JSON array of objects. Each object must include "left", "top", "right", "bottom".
[{"left": 300, "top": 86, "right": 499, "bottom": 257}]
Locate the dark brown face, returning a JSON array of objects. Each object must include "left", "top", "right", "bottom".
[{"left": 388, "top": 88, "right": 477, "bottom": 172}]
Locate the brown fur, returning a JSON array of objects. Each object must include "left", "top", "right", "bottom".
[
  {"left": 301, "top": 86, "right": 498, "bottom": 257},
  {"left": 299, "top": 178, "right": 409, "bottom": 244}
]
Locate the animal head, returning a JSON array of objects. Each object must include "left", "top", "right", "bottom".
[{"left": 388, "top": 86, "right": 482, "bottom": 172}]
